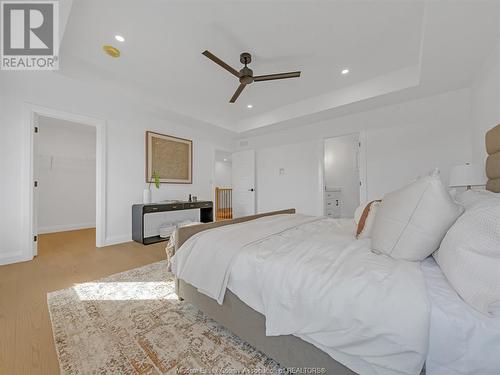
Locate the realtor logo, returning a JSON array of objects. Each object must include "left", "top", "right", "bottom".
[{"left": 1, "top": 1, "right": 59, "bottom": 70}]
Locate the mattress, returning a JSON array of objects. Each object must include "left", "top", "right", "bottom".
[{"left": 421, "top": 257, "right": 500, "bottom": 375}]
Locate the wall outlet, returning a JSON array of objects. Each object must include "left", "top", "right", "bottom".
[{"left": 279, "top": 168, "right": 285, "bottom": 175}]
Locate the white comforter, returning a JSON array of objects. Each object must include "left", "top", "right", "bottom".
[
  {"left": 171, "top": 214, "right": 430, "bottom": 375},
  {"left": 171, "top": 214, "right": 318, "bottom": 303}
]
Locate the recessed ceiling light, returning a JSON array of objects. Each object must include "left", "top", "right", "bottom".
[
  {"left": 341, "top": 68, "right": 350, "bottom": 75},
  {"left": 223, "top": 158, "right": 228, "bottom": 162},
  {"left": 115, "top": 35, "right": 125, "bottom": 42},
  {"left": 247, "top": 104, "right": 253, "bottom": 109}
]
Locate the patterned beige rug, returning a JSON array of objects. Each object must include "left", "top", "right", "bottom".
[{"left": 47, "top": 260, "right": 280, "bottom": 375}]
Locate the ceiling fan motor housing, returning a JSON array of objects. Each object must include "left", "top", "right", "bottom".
[{"left": 239, "top": 66, "right": 254, "bottom": 84}]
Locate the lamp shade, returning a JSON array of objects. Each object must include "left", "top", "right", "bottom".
[{"left": 449, "top": 163, "right": 487, "bottom": 187}]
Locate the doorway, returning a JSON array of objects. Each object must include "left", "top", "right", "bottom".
[
  {"left": 28, "top": 105, "right": 106, "bottom": 258},
  {"left": 323, "top": 133, "right": 362, "bottom": 218},
  {"left": 33, "top": 116, "right": 97, "bottom": 255},
  {"left": 214, "top": 150, "right": 233, "bottom": 221}
]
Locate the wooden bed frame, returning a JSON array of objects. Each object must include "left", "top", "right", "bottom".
[{"left": 174, "top": 208, "right": 355, "bottom": 374}]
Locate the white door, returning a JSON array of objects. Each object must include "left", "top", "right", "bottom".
[{"left": 231, "top": 150, "right": 256, "bottom": 218}]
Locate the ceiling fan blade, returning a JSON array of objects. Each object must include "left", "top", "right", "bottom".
[
  {"left": 253, "top": 71, "right": 301, "bottom": 82},
  {"left": 202, "top": 50, "right": 240, "bottom": 78},
  {"left": 229, "top": 83, "right": 246, "bottom": 103}
]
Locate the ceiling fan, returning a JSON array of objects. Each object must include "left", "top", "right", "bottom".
[{"left": 202, "top": 50, "right": 301, "bottom": 103}]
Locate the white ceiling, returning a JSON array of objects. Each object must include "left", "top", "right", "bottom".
[{"left": 59, "top": 0, "right": 500, "bottom": 134}]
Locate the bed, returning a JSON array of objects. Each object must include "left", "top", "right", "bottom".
[
  {"left": 172, "top": 212, "right": 429, "bottom": 375},
  {"left": 172, "top": 124, "right": 500, "bottom": 375}
]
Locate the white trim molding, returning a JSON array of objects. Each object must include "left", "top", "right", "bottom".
[
  {"left": 104, "top": 234, "right": 132, "bottom": 247},
  {"left": 358, "top": 130, "right": 368, "bottom": 204},
  {"left": 24, "top": 103, "right": 107, "bottom": 260},
  {"left": 0, "top": 251, "right": 33, "bottom": 266}
]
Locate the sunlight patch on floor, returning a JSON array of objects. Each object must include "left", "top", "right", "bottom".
[{"left": 73, "top": 281, "right": 178, "bottom": 301}]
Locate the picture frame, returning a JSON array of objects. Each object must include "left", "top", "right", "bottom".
[{"left": 146, "top": 131, "right": 193, "bottom": 184}]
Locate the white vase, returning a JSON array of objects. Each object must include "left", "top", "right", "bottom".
[{"left": 143, "top": 188, "right": 152, "bottom": 204}]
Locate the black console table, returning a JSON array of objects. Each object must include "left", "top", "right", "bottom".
[{"left": 132, "top": 201, "right": 213, "bottom": 245}]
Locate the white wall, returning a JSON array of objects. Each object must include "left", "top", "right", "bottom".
[
  {"left": 324, "top": 134, "right": 360, "bottom": 218},
  {"left": 0, "top": 74, "right": 7, "bottom": 256},
  {"left": 237, "top": 88, "right": 473, "bottom": 217},
  {"left": 0, "top": 71, "right": 233, "bottom": 265},
  {"left": 36, "top": 116, "right": 96, "bottom": 233},
  {"left": 471, "top": 37, "right": 500, "bottom": 165},
  {"left": 257, "top": 141, "right": 322, "bottom": 216}
]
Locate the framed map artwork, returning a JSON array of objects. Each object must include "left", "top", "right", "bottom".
[{"left": 146, "top": 131, "right": 192, "bottom": 184}]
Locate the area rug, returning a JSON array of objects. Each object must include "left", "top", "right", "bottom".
[{"left": 47, "top": 260, "right": 281, "bottom": 375}]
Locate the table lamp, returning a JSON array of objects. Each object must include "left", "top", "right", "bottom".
[{"left": 449, "top": 163, "right": 487, "bottom": 190}]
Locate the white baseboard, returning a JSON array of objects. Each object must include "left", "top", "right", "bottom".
[
  {"left": 0, "top": 250, "right": 32, "bottom": 266},
  {"left": 103, "top": 234, "right": 132, "bottom": 246},
  {"left": 38, "top": 223, "right": 96, "bottom": 234}
]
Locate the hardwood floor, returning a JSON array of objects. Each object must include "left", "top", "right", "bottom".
[{"left": 0, "top": 229, "right": 166, "bottom": 375}]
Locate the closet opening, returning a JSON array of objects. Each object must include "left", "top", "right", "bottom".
[
  {"left": 31, "top": 112, "right": 100, "bottom": 257},
  {"left": 323, "top": 133, "right": 364, "bottom": 218}
]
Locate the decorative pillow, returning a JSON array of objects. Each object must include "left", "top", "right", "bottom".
[
  {"left": 354, "top": 200, "right": 381, "bottom": 239},
  {"left": 371, "top": 175, "right": 463, "bottom": 261},
  {"left": 433, "top": 198, "right": 500, "bottom": 316},
  {"left": 354, "top": 204, "right": 365, "bottom": 225},
  {"left": 454, "top": 189, "right": 498, "bottom": 210}
]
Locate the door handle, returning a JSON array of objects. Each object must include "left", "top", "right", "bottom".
[{"left": 248, "top": 188, "right": 255, "bottom": 192}]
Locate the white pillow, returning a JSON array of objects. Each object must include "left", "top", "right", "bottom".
[
  {"left": 454, "top": 189, "right": 498, "bottom": 210},
  {"left": 433, "top": 198, "right": 500, "bottom": 316},
  {"left": 354, "top": 201, "right": 380, "bottom": 238},
  {"left": 371, "top": 175, "right": 463, "bottom": 261}
]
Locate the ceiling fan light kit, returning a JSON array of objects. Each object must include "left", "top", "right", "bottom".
[{"left": 202, "top": 50, "right": 301, "bottom": 103}]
